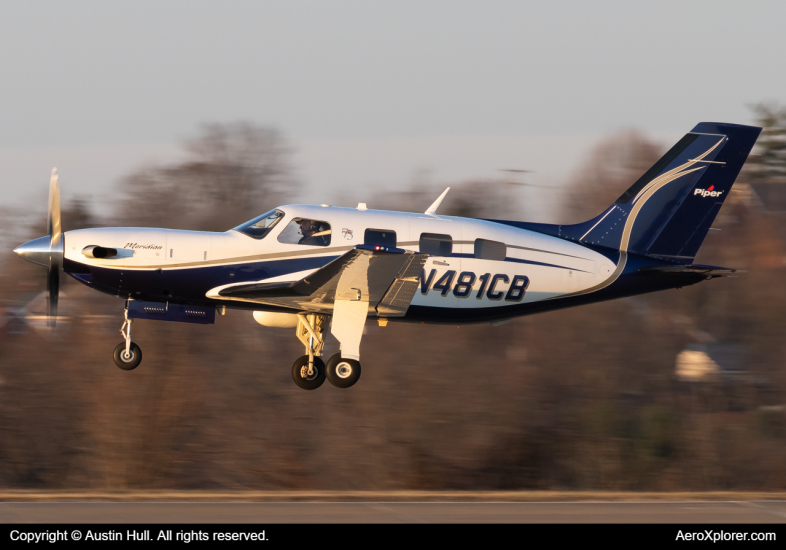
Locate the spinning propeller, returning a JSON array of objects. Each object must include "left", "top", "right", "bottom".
[
  {"left": 47, "top": 168, "right": 63, "bottom": 326},
  {"left": 13, "top": 168, "right": 64, "bottom": 327}
]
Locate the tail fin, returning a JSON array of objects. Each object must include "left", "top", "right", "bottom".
[{"left": 559, "top": 122, "right": 761, "bottom": 262}]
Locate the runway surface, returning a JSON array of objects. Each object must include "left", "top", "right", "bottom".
[{"left": 2, "top": 501, "right": 786, "bottom": 523}]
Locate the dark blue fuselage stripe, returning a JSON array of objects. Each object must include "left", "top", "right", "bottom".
[{"left": 65, "top": 255, "right": 339, "bottom": 304}]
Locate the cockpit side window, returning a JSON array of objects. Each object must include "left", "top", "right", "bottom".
[
  {"left": 277, "top": 218, "right": 332, "bottom": 247},
  {"left": 233, "top": 210, "right": 285, "bottom": 239}
]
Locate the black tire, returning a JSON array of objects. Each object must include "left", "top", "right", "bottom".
[
  {"left": 291, "top": 355, "right": 326, "bottom": 390},
  {"left": 326, "top": 353, "right": 361, "bottom": 388},
  {"left": 113, "top": 342, "right": 142, "bottom": 370}
]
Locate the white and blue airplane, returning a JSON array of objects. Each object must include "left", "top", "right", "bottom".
[{"left": 13, "top": 122, "right": 760, "bottom": 390}]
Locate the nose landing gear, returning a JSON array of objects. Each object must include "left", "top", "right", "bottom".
[{"left": 114, "top": 309, "right": 142, "bottom": 370}]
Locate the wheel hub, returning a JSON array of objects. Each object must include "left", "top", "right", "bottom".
[
  {"left": 336, "top": 362, "right": 352, "bottom": 378},
  {"left": 300, "top": 366, "right": 318, "bottom": 380}
]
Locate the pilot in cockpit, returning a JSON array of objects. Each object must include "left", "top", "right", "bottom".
[{"left": 298, "top": 219, "right": 328, "bottom": 246}]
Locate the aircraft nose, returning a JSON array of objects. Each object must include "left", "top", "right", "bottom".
[{"left": 13, "top": 236, "right": 52, "bottom": 267}]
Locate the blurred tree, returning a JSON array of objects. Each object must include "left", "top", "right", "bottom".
[
  {"left": 745, "top": 103, "right": 786, "bottom": 212},
  {"left": 61, "top": 196, "right": 97, "bottom": 231},
  {"left": 367, "top": 178, "right": 524, "bottom": 220},
  {"left": 440, "top": 179, "right": 521, "bottom": 219},
  {"left": 560, "top": 130, "right": 663, "bottom": 222},
  {"left": 116, "top": 123, "right": 297, "bottom": 231}
]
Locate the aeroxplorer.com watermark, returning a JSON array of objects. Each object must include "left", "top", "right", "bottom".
[{"left": 676, "top": 529, "right": 776, "bottom": 542}]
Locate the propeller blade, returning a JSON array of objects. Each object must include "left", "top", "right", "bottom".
[
  {"left": 47, "top": 167, "right": 63, "bottom": 327},
  {"left": 48, "top": 168, "right": 61, "bottom": 247},
  {"left": 47, "top": 257, "right": 59, "bottom": 327}
]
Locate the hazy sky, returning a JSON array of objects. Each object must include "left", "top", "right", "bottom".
[{"left": 2, "top": 1, "right": 785, "bottom": 217}]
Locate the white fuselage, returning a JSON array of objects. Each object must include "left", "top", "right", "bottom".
[{"left": 62, "top": 204, "right": 617, "bottom": 319}]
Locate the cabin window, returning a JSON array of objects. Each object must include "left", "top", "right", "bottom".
[
  {"left": 233, "top": 210, "right": 284, "bottom": 240},
  {"left": 419, "top": 233, "right": 452, "bottom": 256},
  {"left": 277, "top": 218, "right": 332, "bottom": 246},
  {"left": 474, "top": 239, "right": 506, "bottom": 261},
  {"left": 364, "top": 229, "right": 397, "bottom": 247}
]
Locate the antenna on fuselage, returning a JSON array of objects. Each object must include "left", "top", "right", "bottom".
[{"left": 425, "top": 187, "right": 450, "bottom": 216}]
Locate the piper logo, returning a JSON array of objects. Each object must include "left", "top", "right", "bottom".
[{"left": 694, "top": 185, "right": 723, "bottom": 198}]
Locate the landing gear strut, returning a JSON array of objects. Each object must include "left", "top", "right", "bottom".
[
  {"left": 114, "top": 308, "right": 142, "bottom": 370},
  {"left": 291, "top": 313, "right": 327, "bottom": 390}
]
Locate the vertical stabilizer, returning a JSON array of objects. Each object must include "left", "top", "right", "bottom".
[{"left": 557, "top": 122, "right": 761, "bottom": 262}]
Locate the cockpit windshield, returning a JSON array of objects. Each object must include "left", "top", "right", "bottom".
[{"left": 233, "top": 209, "right": 285, "bottom": 239}]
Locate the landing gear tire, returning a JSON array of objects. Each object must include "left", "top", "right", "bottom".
[
  {"left": 291, "top": 355, "right": 326, "bottom": 390},
  {"left": 326, "top": 353, "right": 361, "bottom": 388},
  {"left": 113, "top": 342, "right": 142, "bottom": 370}
]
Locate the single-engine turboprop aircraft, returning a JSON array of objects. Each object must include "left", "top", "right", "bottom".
[{"left": 13, "top": 122, "right": 760, "bottom": 390}]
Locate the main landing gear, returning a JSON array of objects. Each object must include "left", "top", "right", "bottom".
[
  {"left": 326, "top": 354, "right": 361, "bottom": 388},
  {"left": 291, "top": 313, "right": 361, "bottom": 390},
  {"left": 292, "top": 355, "right": 326, "bottom": 390},
  {"left": 114, "top": 308, "right": 142, "bottom": 370}
]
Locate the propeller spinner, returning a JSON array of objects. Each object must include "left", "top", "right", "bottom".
[{"left": 13, "top": 168, "right": 64, "bottom": 327}]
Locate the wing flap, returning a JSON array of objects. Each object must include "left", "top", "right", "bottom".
[{"left": 376, "top": 253, "right": 428, "bottom": 316}]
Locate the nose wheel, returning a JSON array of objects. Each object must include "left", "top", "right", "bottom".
[
  {"left": 114, "top": 342, "right": 142, "bottom": 370},
  {"left": 114, "top": 308, "right": 142, "bottom": 370}
]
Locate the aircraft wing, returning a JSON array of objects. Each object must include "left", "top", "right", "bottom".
[{"left": 209, "top": 245, "right": 428, "bottom": 317}]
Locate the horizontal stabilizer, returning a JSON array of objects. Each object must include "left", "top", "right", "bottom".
[{"left": 638, "top": 264, "right": 742, "bottom": 279}]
